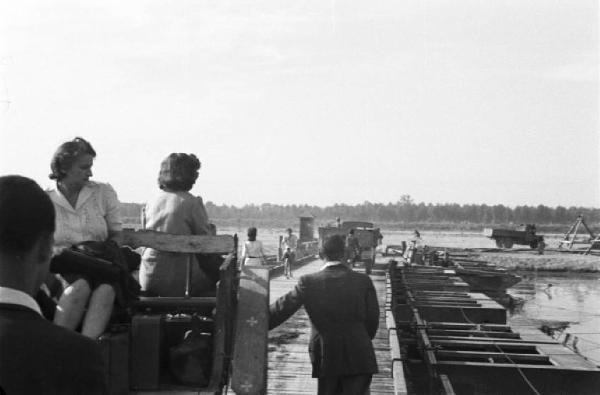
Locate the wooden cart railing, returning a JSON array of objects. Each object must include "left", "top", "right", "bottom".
[{"left": 122, "top": 229, "right": 238, "bottom": 394}]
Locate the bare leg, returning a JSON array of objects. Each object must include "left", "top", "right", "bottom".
[
  {"left": 53, "top": 279, "right": 91, "bottom": 330},
  {"left": 81, "top": 284, "right": 115, "bottom": 339}
]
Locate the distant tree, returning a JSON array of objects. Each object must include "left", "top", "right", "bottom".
[{"left": 398, "top": 194, "right": 414, "bottom": 206}]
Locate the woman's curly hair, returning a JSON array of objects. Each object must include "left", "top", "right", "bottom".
[
  {"left": 158, "top": 153, "right": 201, "bottom": 192},
  {"left": 49, "top": 137, "right": 96, "bottom": 181}
]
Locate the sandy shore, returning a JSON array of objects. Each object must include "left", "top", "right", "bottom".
[{"left": 477, "top": 250, "right": 600, "bottom": 272}]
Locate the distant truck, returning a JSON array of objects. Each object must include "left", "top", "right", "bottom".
[
  {"left": 318, "top": 221, "right": 382, "bottom": 274},
  {"left": 483, "top": 224, "right": 544, "bottom": 249}
]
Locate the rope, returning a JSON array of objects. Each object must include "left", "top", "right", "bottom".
[{"left": 459, "top": 308, "right": 541, "bottom": 395}]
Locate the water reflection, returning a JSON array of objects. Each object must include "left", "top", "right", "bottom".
[{"left": 508, "top": 272, "right": 600, "bottom": 366}]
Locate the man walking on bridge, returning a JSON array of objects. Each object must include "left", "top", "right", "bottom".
[
  {"left": 281, "top": 228, "right": 298, "bottom": 279},
  {"left": 269, "top": 234, "right": 379, "bottom": 395}
]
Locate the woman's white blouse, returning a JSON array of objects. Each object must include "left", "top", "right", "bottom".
[{"left": 46, "top": 181, "right": 122, "bottom": 251}]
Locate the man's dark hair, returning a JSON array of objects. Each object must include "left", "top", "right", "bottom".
[
  {"left": 0, "top": 176, "right": 55, "bottom": 254},
  {"left": 286, "top": 228, "right": 292, "bottom": 233},
  {"left": 49, "top": 137, "right": 96, "bottom": 181},
  {"left": 158, "top": 153, "right": 201, "bottom": 192},
  {"left": 321, "top": 234, "right": 345, "bottom": 261}
]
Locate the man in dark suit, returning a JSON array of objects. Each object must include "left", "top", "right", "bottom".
[
  {"left": 269, "top": 234, "right": 379, "bottom": 395},
  {"left": 0, "top": 175, "right": 106, "bottom": 395}
]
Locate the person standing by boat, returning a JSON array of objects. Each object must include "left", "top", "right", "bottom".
[
  {"left": 241, "top": 227, "right": 267, "bottom": 267},
  {"left": 269, "top": 235, "right": 379, "bottom": 395},
  {"left": 46, "top": 137, "right": 123, "bottom": 339},
  {"left": 406, "top": 229, "right": 424, "bottom": 264},
  {"left": 282, "top": 228, "right": 298, "bottom": 278},
  {"left": 0, "top": 175, "right": 107, "bottom": 394},
  {"left": 139, "top": 153, "right": 214, "bottom": 296},
  {"left": 345, "top": 229, "right": 361, "bottom": 267}
]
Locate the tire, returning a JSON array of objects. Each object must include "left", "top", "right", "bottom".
[
  {"left": 530, "top": 240, "right": 538, "bottom": 249},
  {"left": 503, "top": 238, "right": 514, "bottom": 248},
  {"left": 495, "top": 239, "right": 503, "bottom": 248}
]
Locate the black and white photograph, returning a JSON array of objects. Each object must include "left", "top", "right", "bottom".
[{"left": 0, "top": 1, "right": 598, "bottom": 394}]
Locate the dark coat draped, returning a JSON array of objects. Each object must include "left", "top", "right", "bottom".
[
  {"left": 0, "top": 303, "right": 107, "bottom": 395},
  {"left": 269, "top": 264, "right": 379, "bottom": 378}
]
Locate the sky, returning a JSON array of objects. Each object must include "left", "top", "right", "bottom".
[{"left": 1, "top": 0, "right": 598, "bottom": 208}]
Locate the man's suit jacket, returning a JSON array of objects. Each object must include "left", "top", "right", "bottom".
[
  {"left": 269, "top": 264, "right": 379, "bottom": 378},
  {"left": 0, "top": 303, "right": 106, "bottom": 395}
]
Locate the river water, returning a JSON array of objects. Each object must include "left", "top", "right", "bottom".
[
  {"left": 223, "top": 227, "right": 600, "bottom": 365},
  {"left": 507, "top": 272, "right": 600, "bottom": 366}
]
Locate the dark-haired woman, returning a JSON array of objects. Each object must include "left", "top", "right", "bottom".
[
  {"left": 140, "top": 153, "right": 212, "bottom": 296},
  {"left": 240, "top": 227, "right": 267, "bottom": 268},
  {"left": 46, "top": 137, "right": 122, "bottom": 338}
]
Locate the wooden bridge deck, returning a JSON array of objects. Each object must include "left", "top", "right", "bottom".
[{"left": 267, "top": 259, "right": 395, "bottom": 394}]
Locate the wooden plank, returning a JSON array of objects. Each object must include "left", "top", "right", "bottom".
[
  {"left": 439, "top": 374, "right": 456, "bottom": 395},
  {"left": 427, "top": 329, "right": 520, "bottom": 339},
  {"left": 428, "top": 335, "right": 557, "bottom": 344},
  {"left": 389, "top": 329, "right": 401, "bottom": 361},
  {"left": 132, "top": 296, "right": 215, "bottom": 309},
  {"left": 232, "top": 266, "right": 270, "bottom": 395},
  {"left": 206, "top": 250, "right": 237, "bottom": 392},
  {"left": 392, "top": 361, "right": 408, "bottom": 395},
  {"left": 122, "top": 229, "right": 234, "bottom": 254},
  {"left": 432, "top": 339, "right": 539, "bottom": 351},
  {"left": 436, "top": 350, "right": 550, "bottom": 363},
  {"left": 386, "top": 309, "right": 396, "bottom": 331}
]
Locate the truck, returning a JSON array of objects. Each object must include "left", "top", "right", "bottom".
[
  {"left": 483, "top": 224, "right": 544, "bottom": 249},
  {"left": 318, "top": 221, "right": 382, "bottom": 274}
]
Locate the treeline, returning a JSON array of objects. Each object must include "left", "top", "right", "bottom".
[{"left": 120, "top": 196, "right": 600, "bottom": 229}]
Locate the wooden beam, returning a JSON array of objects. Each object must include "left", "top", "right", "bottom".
[
  {"left": 427, "top": 329, "right": 520, "bottom": 339},
  {"left": 437, "top": 350, "right": 549, "bottom": 363},
  {"left": 132, "top": 296, "right": 216, "bottom": 309},
  {"left": 122, "top": 229, "right": 235, "bottom": 254},
  {"left": 428, "top": 335, "right": 558, "bottom": 345},
  {"left": 439, "top": 374, "right": 456, "bottom": 395},
  {"left": 231, "top": 266, "right": 270, "bottom": 395},
  {"left": 392, "top": 360, "right": 409, "bottom": 395},
  {"left": 432, "top": 339, "right": 539, "bottom": 351}
]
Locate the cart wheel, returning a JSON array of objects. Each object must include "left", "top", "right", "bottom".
[
  {"left": 503, "top": 238, "right": 514, "bottom": 248},
  {"left": 495, "top": 239, "right": 503, "bottom": 248}
]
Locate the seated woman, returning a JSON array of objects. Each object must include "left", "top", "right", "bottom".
[
  {"left": 46, "top": 137, "right": 122, "bottom": 338},
  {"left": 140, "top": 153, "right": 213, "bottom": 296}
]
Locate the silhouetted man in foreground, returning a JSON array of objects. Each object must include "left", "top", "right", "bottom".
[
  {"left": 269, "top": 234, "right": 379, "bottom": 395},
  {"left": 0, "top": 175, "right": 106, "bottom": 395}
]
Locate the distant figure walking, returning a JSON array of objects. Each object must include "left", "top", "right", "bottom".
[
  {"left": 282, "top": 228, "right": 298, "bottom": 278},
  {"left": 346, "top": 229, "right": 361, "bottom": 267},
  {"left": 241, "top": 227, "right": 267, "bottom": 267},
  {"left": 269, "top": 235, "right": 379, "bottom": 395}
]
